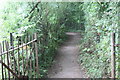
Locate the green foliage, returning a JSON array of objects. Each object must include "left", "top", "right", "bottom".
[
  {"left": 79, "top": 2, "right": 120, "bottom": 78},
  {"left": 0, "top": 2, "right": 32, "bottom": 41},
  {"left": 24, "top": 2, "right": 68, "bottom": 77},
  {"left": 62, "top": 3, "right": 85, "bottom": 31},
  {"left": 0, "top": 2, "right": 119, "bottom": 78},
  {"left": 0, "top": 2, "right": 67, "bottom": 78}
]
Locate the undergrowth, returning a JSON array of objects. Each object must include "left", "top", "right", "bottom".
[
  {"left": 78, "top": 2, "right": 119, "bottom": 78},
  {"left": 79, "top": 32, "right": 111, "bottom": 78}
]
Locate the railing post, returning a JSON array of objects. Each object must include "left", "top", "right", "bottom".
[
  {"left": 34, "top": 33, "right": 39, "bottom": 77},
  {"left": 0, "top": 43, "right": 4, "bottom": 79},
  {"left": 111, "top": 32, "right": 116, "bottom": 78},
  {"left": 10, "top": 33, "right": 17, "bottom": 76}
]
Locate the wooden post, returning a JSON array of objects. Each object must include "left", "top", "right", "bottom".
[
  {"left": 34, "top": 33, "right": 39, "bottom": 77},
  {"left": 2, "top": 41, "right": 7, "bottom": 78},
  {"left": 5, "top": 41, "right": 10, "bottom": 79},
  {"left": 17, "top": 37, "right": 20, "bottom": 76},
  {"left": 111, "top": 32, "right": 116, "bottom": 78},
  {"left": 10, "top": 33, "right": 13, "bottom": 78},
  {"left": 0, "top": 43, "right": 4, "bottom": 79},
  {"left": 32, "top": 34, "right": 36, "bottom": 77},
  {"left": 28, "top": 35, "right": 32, "bottom": 78},
  {"left": 10, "top": 33, "right": 17, "bottom": 75},
  {"left": 21, "top": 38, "right": 25, "bottom": 76},
  {"left": 25, "top": 36, "right": 28, "bottom": 75}
]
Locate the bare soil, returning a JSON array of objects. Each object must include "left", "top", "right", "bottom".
[{"left": 47, "top": 32, "right": 88, "bottom": 78}]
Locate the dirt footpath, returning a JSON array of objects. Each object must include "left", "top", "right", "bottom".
[{"left": 47, "top": 32, "right": 87, "bottom": 78}]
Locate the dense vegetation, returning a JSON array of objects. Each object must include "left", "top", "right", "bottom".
[
  {"left": 0, "top": 2, "right": 68, "bottom": 78},
  {"left": 0, "top": 2, "right": 119, "bottom": 78},
  {"left": 79, "top": 2, "right": 120, "bottom": 78}
]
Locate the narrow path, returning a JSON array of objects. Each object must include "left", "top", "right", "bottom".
[{"left": 47, "top": 32, "right": 87, "bottom": 78}]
